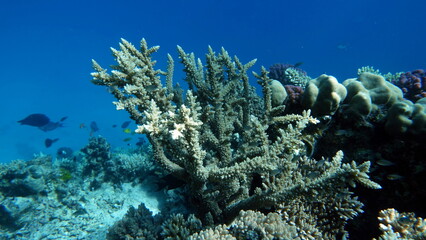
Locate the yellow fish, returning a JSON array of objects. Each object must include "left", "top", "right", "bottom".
[{"left": 123, "top": 128, "right": 132, "bottom": 134}]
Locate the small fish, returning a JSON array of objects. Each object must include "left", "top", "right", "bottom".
[
  {"left": 123, "top": 128, "right": 132, "bottom": 134},
  {"left": 315, "top": 159, "right": 327, "bottom": 167},
  {"left": 376, "top": 159, "right": 395, "bottom": 167},
  {"left": 121, "top": 121, "right": 131, "bottom": 129},
  {"left": 335, "top": 130, "right": 348, "bottom": 136},
  {"left": 45, "top": 138, "right": 59, "bottom": 148},
  {"left": 60, "top": 116, "right": 68, "bottom": 122},
  {"left": 136, "top": 138, "right": 146, "bottom": 147},
  {"left": 293, "top": 62, "right": 304, "bottom": 68},
  {"left": 337, "top": 44, "right": 348, "bottom": 51},
  {"left": 38, "top": 121, "right": 64, "bottom": 132},
  {"left": 155, "top": 174, "right": 186, "bottom": 190},
  {"left": 112, "top": 124, "right": 117, "bottom": 128},
  {"left": 90, "top": 121, "right": 99, "bottom": 132},
  {"left": 399, "top": 216, "right": 413, "bottom": 225},
  {"left": 413, "top": 164, "right": 425, "bottom": 174},
  {"left": 123, "top": 137, "right": 132, "bottom": 142},
  {"left": 387, "top": 174, "right": 404, "bottom": 181},
  {"left": 90, "top": 121, "right": 99, "bottom": 136},
  {"left": 307, "top": 171, "right": 320, "bottom": 179},
  {"left": 146, "top": 85, "right": 157, "bottom": 92},
  {"left": 79, "top": 123, "right": 86, "bottom": 129}
]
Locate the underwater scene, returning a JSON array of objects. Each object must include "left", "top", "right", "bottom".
[{"left": 1, "top": 0, "right": 425, "bottom": 239}]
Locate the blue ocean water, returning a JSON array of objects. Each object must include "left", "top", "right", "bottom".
[{"left": 1, "top": 0, "right": 425, "bottom": 163}]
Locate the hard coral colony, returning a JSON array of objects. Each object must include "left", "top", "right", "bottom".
[{"left": 90, "top": 38, "right": 386, "bottom": 238}]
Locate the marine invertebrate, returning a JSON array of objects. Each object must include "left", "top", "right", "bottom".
[
  {"left": 268, "top": 63, "right": 310, "bottom": 87},
  {"left": 301, "top": 74, "right": 347, "bottom": 116},
  {"left": 392, "top": 69, "right": 426, "bottom": 102},
  {"left": 284, "top": 85, "right": 304, "bottom": 105},
  {"left": 375, "top": 208, "right": 426, "bottom": 239},
  {"left": 357, "top": 66, "right": 381, "bottom": 76},
  {"left": 91, "top": 38, "right": 380, "bottom": 236},
  {"left": 342, "top": 72, "right": 403, "bottom": 120},
  {"left": 385, "top": 98, "right": 426, "bottom": 136},
  {"left": 270, "top": 79, "right": 287, "bottom": 106}
]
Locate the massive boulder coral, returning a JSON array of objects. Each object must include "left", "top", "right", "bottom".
[
  {"left": 385, "top": 98, "right": 426, "bottom": 136},
  {"left": 301, "top": 74, "right": 347, "bottom": 116},
  {"left": 91, "top": 38, "right": 380, "bottom": 237},
  {"left": 342, "top": 72, "right": 403, "bottom": 119}
]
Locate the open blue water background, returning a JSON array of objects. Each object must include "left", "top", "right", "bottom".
[{"left": 1, "top": 0, "right": 425, "bottom": 163}]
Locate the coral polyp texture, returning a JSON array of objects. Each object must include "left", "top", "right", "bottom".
[
  {"left": 91, "top": 38, "right": 381, "bottom": 238},
  {"left": 392, "top": 69, "right": 426, "bottom": 102},
  {"left": 375, "top": 208, "right": 426, "bottom": 239}
]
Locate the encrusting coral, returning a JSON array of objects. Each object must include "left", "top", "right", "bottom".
[{"left": 91, "top": 38, "right": 381, "bottom": 237}]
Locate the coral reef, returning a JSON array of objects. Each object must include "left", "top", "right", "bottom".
[
  {"left": 268, "top": 63, "right": 310, "bottom": 87},
  {"left": 385, "top": 98, "right": 426, "bottom": 136},
  {"left": 301, "top": 74, "right": 347, "bottom": 116},
  {"left": 0, "top": 140, "right": 164, "bottom": 239},
  {"left": 91, "top": 38, "right": 381, "bottom": 238},
  {"left": 375, "top": 208, "right": 426, "bottom": 239},
  {"left": 392, "top": 69, "right": 426, "bottom": 102},
  {"left": 2, "top": 37, "right": 424, "bottom": 239},
  {"left": 270, "top": 79, "right": 287, "bottom": 107},
  {"left": 341, "top": 72, "right": 403, "bottom": 121}
]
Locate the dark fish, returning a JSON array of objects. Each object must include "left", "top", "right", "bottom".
[
  {"left": 112, "top": 124, "right": 117, "bottom": 128},
  {"left": 121, "top": 121, "right": 131, "bottom": 128},
  {"left": 90, "top": 121, "right": 99, "bottom": 131},
  {"left": 56, "top": 147, "right": 73, "bottom": 158},
  {"left": 155, "top": 174, "right": 186, "bottom": 190},
  {"left": 293, "top": 62, "right": 304, "bottom": 68},
  {"left": 123, "top": 137, "right": 132, "bottom": 142},
  {"left": 387, "top": 174, "right": 404, "bottom": 181},
  {"left": 136, "top": 138, "right": 146, "bottom": 147},
  {"left": 60, "top": 116, "right": 68, "bottom": 122},
  {"left": 45, "top": 138, "right": 59, "bottom": 148},
  {"left": 376, "top": 159, "right": 395, "bottom": 167},
  {"left": 38, "top": 121, "right": 64, "bottom": 132},
  {"left": 146, "top": 85, "right": 157, "bottom": 92},
  {"left": 18, "top": 114, "right": 50, "bottom": 127},
  {"left": 90, "top": 121, "right": 99, "bottom": 136}
]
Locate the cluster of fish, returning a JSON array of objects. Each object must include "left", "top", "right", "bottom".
[
  {"left": 375, "top": 159, "right": 405, "bottom": 181},
  {"left": 80, "top": 120, "right": 143, "bottom": 144},
  {"left": 18, "top": 113, "right": 146, "bottom": 149},
  {"left": 18, "top": 113, "right": 67, "bottom": 148}
]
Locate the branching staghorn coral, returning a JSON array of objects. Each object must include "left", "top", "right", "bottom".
[{"left": 91, "top": 39, "right": 380, "bottom": 233}]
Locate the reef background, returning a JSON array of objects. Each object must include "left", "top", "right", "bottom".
[{"left": 1, "top": 0, "right": 425, "bottom": 162}]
